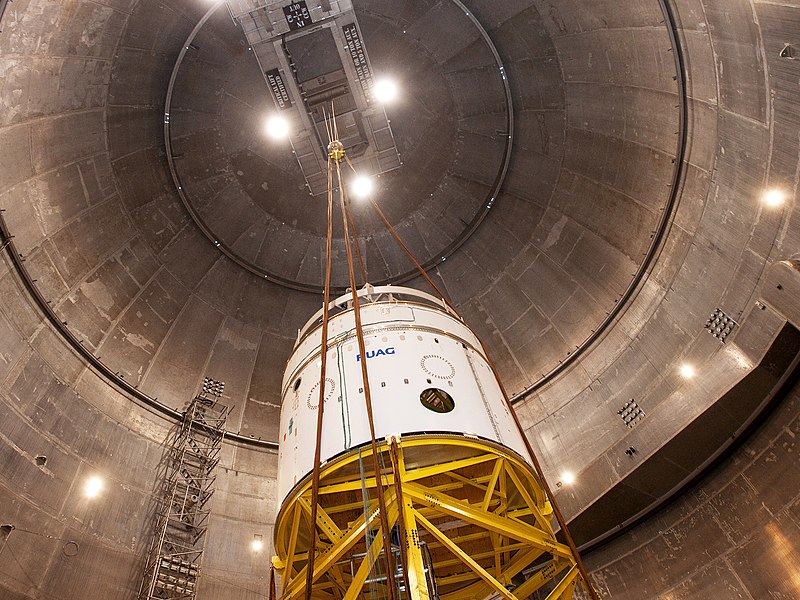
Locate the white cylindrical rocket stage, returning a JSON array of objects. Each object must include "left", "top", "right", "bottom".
[{"left": 276, "top": 286, "right": 530, "bottom": 503}]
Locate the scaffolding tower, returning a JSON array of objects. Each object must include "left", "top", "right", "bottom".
[{"left": 139, "top": 377, "right": 229, "bottom": 600}]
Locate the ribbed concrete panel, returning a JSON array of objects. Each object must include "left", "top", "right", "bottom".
[
  {"left": 0, "top": 0, "right": 799, "bottom": 598},
  {"left": 138, "top": 294, "right": 225, "bottom": 410},
  {"left": 582, "top": 382, "right": 800, "bottom": 600}
]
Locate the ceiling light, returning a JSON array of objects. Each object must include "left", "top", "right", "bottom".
[
  {"left": 679, "top": 364, "right": 695, "bottom": 379},
  {"left": 762, "top": 189, "right": 785, "bottom": 207},
  {"left": 265, "top": 115, "right": 290, "bottom": 139},
  {"left": 251, "top": 535, "right": 264, "bottom": 552},
  {"left": 351, "top": 176, "right": 374, "bottom": 198},
  {"left": 372, "top": 78, "right": 398, "bottom": 104},
  {"left": 85, "top": 476, "right": 103, "bottom": 498},
  {"left": 561, "top": 471, "right": 576, "bottom": 486}
]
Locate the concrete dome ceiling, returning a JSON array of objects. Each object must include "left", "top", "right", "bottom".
[
  {"left": 1, "top": 0, "right": 674, "bottom": 443},
  {"left": 1, "top": 0, "right": 800, "bottom": 597}
]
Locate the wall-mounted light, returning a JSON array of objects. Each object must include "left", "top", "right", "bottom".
[
  {"left": 762, "top": 189, "right": 785, "bottom": 207},
  {"left": 251, "top": 534, "right": 264, "bottom": 552},
  {"left": 560, "top": 471, "right": 576, "bottom": 486},
  {"left": 679, "top": 364, "right": 695, "bottom": 379}
]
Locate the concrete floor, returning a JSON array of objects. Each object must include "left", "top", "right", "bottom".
[{"left": 0, "top": 0, "right": 798, "bottom": 598}]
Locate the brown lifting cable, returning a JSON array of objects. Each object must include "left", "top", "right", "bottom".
[
  {"left": 343, "top": 191, "right": 368, "bottom": 287},
  {"left": 269, "top": 565, "right": 277, "bottom": 600},
  {"left": 334, "top": 157, "right": 399, "bottom": 600},
  {"left": 344, "top": 156, "right": 601, "bottom": 600},
  {"left": 344, "top": 195, "right": 412, "bottom": 591},
  {"left": 303, "top": 154, "right": 336, "bottom": 600}
]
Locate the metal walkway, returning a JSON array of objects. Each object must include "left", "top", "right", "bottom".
[{"left": 138, "top": 378, "right": 229, "bottom": 599}]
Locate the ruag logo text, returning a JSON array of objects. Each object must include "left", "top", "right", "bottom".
[{"left": 356, "top": 347, "right": 395, "bottom": 361}]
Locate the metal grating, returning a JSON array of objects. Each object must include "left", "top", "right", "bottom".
[
  {"left": 138, "top": 378, "right": 228, "bottom": 600},
  {"left": 618, "top": 399, "right": 645, "bottom": 428},
  {"left": 705, "top": 307, "right": 737, "bottom": 343}
]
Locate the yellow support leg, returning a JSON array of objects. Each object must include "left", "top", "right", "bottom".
[{"left": 415, "top": 511, "right": 515, "bottom": 600}]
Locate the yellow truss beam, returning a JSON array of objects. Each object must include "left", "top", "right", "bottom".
[
  {"left": 284, "top": 499, "right": 398, "bottom": 600},
  {"left": 544, "top": 564, "right": 580, "bottom": 600},
  {"left": 342, "top": 529, "right": 384, "bottom": 600},
  {"left": 394, "top": 436, "right": 431, "bottom": 600},
  {"left": 482, "top": 459, "right": 505, "bottom": 511},
  {"left": 414, "top": 510, "right": 515, "bottom": 600},
  {"left": 402, "top": 482, "right": 574, "bottom": 560},
  {"left": 281, "top": 505, "right": 303, "bottom": 595},
  {"left": 504, "top": 463, "right": 552, "bottom": 533},
  {"left": 298, "top": 496, "right": 344, "bottom": 543},
  {"left": 511, "top": 559, "right": 572, "bottom": 600},
  {"left": 274, "top": 436, "right": 584, "bottom": 600}
]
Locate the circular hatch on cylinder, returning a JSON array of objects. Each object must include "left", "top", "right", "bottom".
[{"left": 420, "top": 388, "right": 455, "bottom": 413}]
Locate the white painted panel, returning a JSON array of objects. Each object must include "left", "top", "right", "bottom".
[{"left": 276, "top": 295, "right": 530, "bottom": 502}]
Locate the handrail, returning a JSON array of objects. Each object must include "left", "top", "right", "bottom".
[{"left": 295, "top": 284, "right": 457, "bottom": 343}]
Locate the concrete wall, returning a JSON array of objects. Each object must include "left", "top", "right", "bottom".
[
  {"left": 578, "top": 378, "right": 800, "bottom": 600},
  {"left": 0, "top": 252, "right": 275, "bottom": 598},
  {"left": 0, "top": 0, "right": 798, "bottom": 598},
  {"left": 519, "top": 0, "right": 800, "bottom": 516}
]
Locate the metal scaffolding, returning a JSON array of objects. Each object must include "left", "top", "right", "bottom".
[{"left": 138, "top": 378, "right": 229, "bottom": 600}]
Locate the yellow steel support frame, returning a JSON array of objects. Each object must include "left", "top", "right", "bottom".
[{"left": 274, "top": 436, "right": 583, "bottom": 600}]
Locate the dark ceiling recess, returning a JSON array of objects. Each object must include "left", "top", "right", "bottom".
[
  {"left": 571, "top": 323, "right": 800, "bottom": 552},
  {"left": 164, "top": 1, "right": 516, "bottom": 294}
]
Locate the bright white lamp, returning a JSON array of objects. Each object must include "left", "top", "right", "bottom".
[
  {"left": 763, "top": 189, "right": 785, "bottom": 207},
  {"left": 372, "top": 78, "right": 398, "bottom": 104},
  {"left": 85, "top": 476, "right": 103, "bottom": 498},
  {"left": 265, "top": 115, "right": 290, "bottom": 139},
  {"left": 351, "top": 176, "right": 374, "bottom": 198}
]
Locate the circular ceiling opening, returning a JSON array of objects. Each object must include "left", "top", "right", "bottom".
[{"left": 166, "top": 1, "right": 512, "bottom": 292}]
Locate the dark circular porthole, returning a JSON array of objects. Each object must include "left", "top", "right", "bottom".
[
  {"left": 292, "top": 377, "right": 302, "bottom": 392},
  {"left": 420, "top": 388, "right": 455, "bottom": 414}
]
